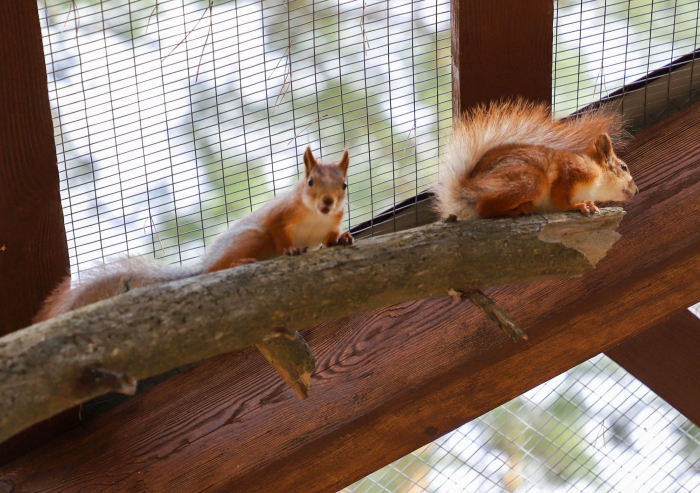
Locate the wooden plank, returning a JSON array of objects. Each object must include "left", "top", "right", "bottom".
[
  {"left": 2, "top": 103, "right": 699, "bottom": 492},
  {"left": 0, "top": 1, "right": 73, "bottom": 466},
  {"left": 451, "top": 0, "right": 553, "bottom": 116},
  {"left": 606, "top": 310, "right": 700, "bottom": 427}
]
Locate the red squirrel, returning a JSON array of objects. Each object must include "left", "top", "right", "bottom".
[
  {"left": 432, "top": 99, "right": 639, "bottom": 220},
  {"left": 34, "top": 147, "right": 352, "bottom": 322}
]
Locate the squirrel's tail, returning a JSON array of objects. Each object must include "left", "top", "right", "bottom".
[
  {"left": 33, "top": 257, "right": 203, "bottom": 323},
  {"left": 432, "top": 98, "right": 627, "bottom": 219}
]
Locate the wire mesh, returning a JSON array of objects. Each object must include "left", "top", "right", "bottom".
[
  {"left": 40, "top": 0, "right": 700, "bottom": 284},
  {"left": 38, "top": 0, "right": 451, "bottom": 280},
  {"left": 341, "top": 354, "right": 700, "bottom": 493},
  {"left": 553, "top": 0, "right": 700, "bottom": 128},
  {"left": 690, "top": 302, "right": 700, "bottom": 319}
]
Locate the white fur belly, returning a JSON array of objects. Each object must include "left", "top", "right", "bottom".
[{"left": 291, "top": 213, "right": 336, "bottom": 249}]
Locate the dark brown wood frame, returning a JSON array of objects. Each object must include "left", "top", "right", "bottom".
[
  {"left": 2, "top": 1, "right": 700, "bottom": 491},
  {"left": 0, "top": 1, "right": 74, "bottom": 465}
]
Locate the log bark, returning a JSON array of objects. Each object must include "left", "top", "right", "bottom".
[
  {"left": 0, "top": 208, "right": 624, "bottom": 443},
  {"left": 256, "top": 331, "right": 316, "bottom": 400}
]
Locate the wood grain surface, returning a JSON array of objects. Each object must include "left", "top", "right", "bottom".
[
  {"left": 607, "top": 310, "right": 700, "bottom": 427},
  {"left": 1, "top": 102, "right": 699, "bottom": 493},
  {"left": 0, "top": 0, "right": 73, "bottom": 466},
  {"left": 451, "top": 0, "right": 553, "bottom": 116}
]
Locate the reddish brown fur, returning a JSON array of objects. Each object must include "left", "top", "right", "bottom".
[
  {"left": 204, "top": 148, "right": 351, "bottom": 272},
  {"left": 432, "top": 98, "right": 633, "bottom": 220},
  {"left": 35, "top": 148, "right": 352, "bottom": 322},
  {"left": 464, "top": 133, "right": 636, "bottom": 218}
]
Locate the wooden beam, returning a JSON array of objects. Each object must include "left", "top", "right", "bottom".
[
  {"left": 2, "top": 103, "right": 699, "bottom": 492},
  {"left": 0, "top": 0, "right": 73, "bottom": 466},
  {"left": 606, "top": 310, "right": 700, "bottom": 427},
  {"left": 451, "top": 0, "right": 553, "bottom": 116}
]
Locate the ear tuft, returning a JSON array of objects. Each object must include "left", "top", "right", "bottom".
[
  {"left": 337, "top": 149, "right": 350, "bottom": 175},
  {"left": 595, "top": 133, "right": 613, "bottom": 160},
  {"left": 303, "top": 147, "right": 317, "bottom": 177}
]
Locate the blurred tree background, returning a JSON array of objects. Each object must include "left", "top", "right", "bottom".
[{"left": 39, "top": 0, "right": 451, "bottom": 273}]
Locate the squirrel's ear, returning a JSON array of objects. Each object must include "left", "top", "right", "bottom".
[
  {"left": 303, "top": 147, "right": 317, "bottom": 176},
  {"left": 337, "top": 149, "right": 349, "bottom": 175},
  {"left": 595, "top": 133, "right": 614, "bottom": 161}
]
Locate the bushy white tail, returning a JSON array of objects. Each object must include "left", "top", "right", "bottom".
[
  {"left": 432, "top": 99, "right": 626, "bottom": 219},
  {"left": 34, "top": 257, "right": 203, "bottom": 322}
]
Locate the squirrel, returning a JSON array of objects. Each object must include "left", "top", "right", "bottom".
[
  {"left": 34, "top": 147, "right": 353, "bottom": 322},
  {"left": 432, "top": 99, "right": 639, "bottom": 220}
]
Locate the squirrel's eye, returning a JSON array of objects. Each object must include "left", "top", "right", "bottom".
[
  {"left": 620, "top": 163, "right": 628, "bottom": 172},
  {"left": 307, "top": 178, "right": 314, "bottom": 187},
  {"left": 343, "top": 182, "right": 347, "bottom": 191}
]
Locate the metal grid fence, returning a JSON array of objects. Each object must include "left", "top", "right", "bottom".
[
  {"left": 342, "top": 354, "right": 700, "bottom": 493},
  {"left": 39, "top": 0, "right": 451, "bottom": 280},
  {"left": 553, "top": 0, "right": 700, "bottom": 129},
  {"left": 40, "top": 0, "right": 700, "bottom": 283}
]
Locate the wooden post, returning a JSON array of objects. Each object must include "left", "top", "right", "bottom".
[
  {"left": 451, "top": 0, "right": 553, "bottom": 116},
  {"left": 0, "top": 3, "right": 69, "bottom": 334},
  {"left": 0, "top": 0, "right": 72, "bottom": 465}
]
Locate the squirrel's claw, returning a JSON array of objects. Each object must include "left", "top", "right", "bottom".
[
  {"left": 573, "top": 201, "right": 599, "bottom": 216},
  {"left": 324, "top": 231, "right": 354, "bottom": 248},
  {"left": 336, "top": 231, "right": 354, "bottom": 246},
  {"left": 284, "top": 246, "right": 308, "bottom": 256}
]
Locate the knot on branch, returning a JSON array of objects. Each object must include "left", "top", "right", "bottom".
[
  {"left": 75, "top": 366, "right": 137, "bottom": 396},
  {"left": 449, "top": 288, "right": 528, "bottom": 342}
]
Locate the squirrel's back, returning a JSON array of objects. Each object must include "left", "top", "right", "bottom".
[
  {"left": 34, "top": 257, "right": 202, "bottom": 323},
  {"left": 433, "top": 99, "right": 627, "bottom": 219}
]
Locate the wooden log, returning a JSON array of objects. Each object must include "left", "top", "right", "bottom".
[{"left": 0, "top": 208, "right": 625, "bottom": 443}]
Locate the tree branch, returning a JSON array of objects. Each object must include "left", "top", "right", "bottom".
[
  {"left": 256, "top": 330, "right": 316, "bottom": 400},
  {"left": 0, "top": 208, "right": 624, "bottom": 443},
  {"left": 449, "top": 288, "right": 528, "bottom": 342}
]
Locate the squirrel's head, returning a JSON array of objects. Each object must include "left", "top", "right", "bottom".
[
  {"left": 301, "top": 147, "right": 350, "bottom": 216},
  {"left": 587, "top": 133, "right": 639, "bottom": 202}
]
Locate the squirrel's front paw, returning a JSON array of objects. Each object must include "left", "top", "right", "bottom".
[
  {"left": 324, "top": 231, "right": 354, "bottom": 248},
  {"left": 573, "top": 201, "right": 599, "bottom": 216},
  {"left": 284, "top": 246, "right": 308, "bottom": 256},
  {"left": 336, "top": 231, "right": 354, "bottom": 246}
]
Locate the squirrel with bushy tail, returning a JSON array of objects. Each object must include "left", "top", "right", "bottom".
[
  {"left": 35, "top": 147, "right": 352, "bottom": 322},
  {"left": 432, "top": 98, "right": 638, "bottom": 221}
]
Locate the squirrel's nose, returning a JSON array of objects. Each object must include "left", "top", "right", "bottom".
[{"left": 323, "top": 197, "right": 333, "bottom": 207}]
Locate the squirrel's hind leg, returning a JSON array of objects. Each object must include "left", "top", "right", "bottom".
[
  {"left": 206, "top": 230, "right": 277, "bottom": 272},
  {"left": 475, "top": 169, "right": 545, "bottom": 218}
]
